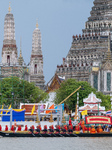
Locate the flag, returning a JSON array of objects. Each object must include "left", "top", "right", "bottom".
[
  {"left": 0, "top": 105, "right": 3, "bottom": 115},
  {"left": 31, "top": 105, "right": 35, "bottom": 115},
  {"left": 6, "top": 105, "right": 11, "bottom": 114},
  {"left": 81, "top": 110, "right": 87, "bottom": 116},
  {"left": 46, "top": 104, "right": 54, "bottom": 114},
  {"left": 37, "top": 104, "right": 44, "bottom": 113},
  {"left": 55, "top": 103, "right": 64, "bottom": 112},
  {"left": 106, "top": 110, "right": 111, "bottom": 116}
]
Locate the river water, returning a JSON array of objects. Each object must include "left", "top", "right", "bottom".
[{"left": 0, "top": 137, "right": 112, "bottom": 150}]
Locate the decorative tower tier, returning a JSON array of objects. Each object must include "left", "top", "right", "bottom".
[
  {"left": 2, "top": 4, "right": 18, "bottom": 66},
  {"left": 30, "top": 22, "right": 45, "bottom": 89}
]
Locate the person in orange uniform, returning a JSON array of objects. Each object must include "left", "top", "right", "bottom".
[
  {"left": 90, "top": 125, "right": 96, "bottom": 134},
  {"left": 81, "top": 119, "right": 86, "bottom": 133},
  {"left": 97, "top": 125, "right": 103, "bottom": 133}
]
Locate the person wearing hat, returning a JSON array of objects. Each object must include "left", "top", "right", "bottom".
[
  {"left": 97, "top": 125, "right": 103, "bottom": 133},
  {"left": 24, "top": 125, "right": 28, "bottom": 131},
  {"left": 90, "top": 125, "right": 96, "bottom": 134}
]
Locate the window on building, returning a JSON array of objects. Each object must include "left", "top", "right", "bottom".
[
  {"left": 7, "top": 55, "right": 10, "bottom": 65},
  {"left": 107, "top": 72, "right": 111, "bottom": 91},
  {"left": 93, "top": 74, "right": 98, "bottom": 90},
  {"left": 34, "top": 64, "right": 37, "bottom": 74}
]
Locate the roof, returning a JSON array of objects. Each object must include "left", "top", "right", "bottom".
[
  {"left": 79, "top": 104, "right": 105, "bottom": 111},
  {"left": 83, "top": 92, "right": 101, "bottom": 104},
  {"left": 46, "top": 74, "right": 65, "bottom": 93}
]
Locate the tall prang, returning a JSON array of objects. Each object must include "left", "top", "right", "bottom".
[
  {"left": 29, "top": 22, "right": 45, "bottom": 89},
  {"left": 56, "top": 0, "right": 112, "bottom": 95},
  {"left": 2, "top": 4, "right": 18, "bottom": 65}
]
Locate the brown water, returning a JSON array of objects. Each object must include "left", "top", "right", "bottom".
[{"left": 0, "top": 137, "right": 112, "bottom": 150}]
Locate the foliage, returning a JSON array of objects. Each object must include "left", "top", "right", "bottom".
[
  {"left": 95, "top": 92, "right": 111, "bottom": 111},
  {"left": 54, "top": 79, "right": 111, "bottom": 111},
  {"left": 0, "top": 76, "right": 48, "bottom": 108}
]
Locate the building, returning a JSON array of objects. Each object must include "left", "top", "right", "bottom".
[
  {"left": 79, "top": 92, "right": 105, "bottom": 116},
  {"left": 56, "top": 0, "right": 112, "bottom": 95},
  {"left": 0, "top": 4, "right": 45, "bottom": 90}
]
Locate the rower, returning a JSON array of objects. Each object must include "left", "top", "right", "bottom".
[
  {"left": 75, "top": 124, "right": 80, "bottom": 131},
  {"left": 35, "top": 125, "right": 40, "bottom": 133},
  {"left": 43, "top": 125, "right": 47, "bottom": 133},
  {"left": 14, "top": 119, "right": 17, "bottom": 131},
  {"left": 49, "top": 125, "right": 54, "bottom": 133},
  {"left": 0, "top": 125, "right": 2, "bottom": 131},
  {"left": 5, "top": 125, "right": 8, "bottom": 131},
  {"left": 24, "top": 125, "right": 28, "bottom": 131},
  {"left": 55, "top": 125, "right": 60, "bottom": 133},
  {"left": 11, "top": 125, "right": 15, "bottom": 132},
  {"left": 29, "top": 125, "right": 34, "bottom": 133},
  {"left": 17, "top": 125, "right": 21, "bottom": 131},
  {"left": 61, "top": 125, "right": 67, "bottom": 133},
  {"left": 68, "top": 125, "right": 73, "bottom": 134}
]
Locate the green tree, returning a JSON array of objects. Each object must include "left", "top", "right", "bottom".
[
  {"left": 0, "top": 76, "right": 48, "bottom": 108},
  {"left": 54, "top": 79, "right": 111, "bottom": 111},
  {"left": 95, "top": 92, "right": 111, "bottom": 110}
]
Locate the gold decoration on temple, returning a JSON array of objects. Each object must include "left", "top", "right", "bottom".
[
  {"left": 49, "top": 112, "right": 54, "bottom": 123},
  {"left": 35, "top": 113, "right": 40, "bottom": 123},
  {"left": 8, "top": 2, "right": 11, "bottom": 13},
  {"left": 61, "top": 112, "right": 66, "bottom": 124},
  {"left": 36, "top": 20, "right": 38, "bottom": 28},
  {"left": 74, "top": 104, "right": 79, "bottom": 120}
]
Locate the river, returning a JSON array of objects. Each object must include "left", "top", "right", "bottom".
[{"left": 0, "top": 137, "right": 112, "bottom": 150}]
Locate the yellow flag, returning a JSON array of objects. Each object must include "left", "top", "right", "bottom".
[
  {"left": 81, "top": 110, "right": 87, "bottom": 116},
  {"left": 1, "top": 105, "right": 3, "bottom": 115},
  {"left": 31, "top": 105, "right": 35, "bottom": 115},
  {"left": 6, "top": 105, "right": 11, "bottom": 114}
]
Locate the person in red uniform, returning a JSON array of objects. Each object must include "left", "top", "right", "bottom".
[
  {"left": 17, "top": 125, "right": 21, "bottom": 131},
  {"left": 5, "top": 125, "right": 8, "bottom": 131},
  {"left": 69, "top": 117, "right": 72, "bottom": 126},
  {"left": 43, "top": 125, "right": 47, "bottom": 134},
  {"left": 11, "top": 125, "right": 15, "bottom": 132},
  {"left": 0, "top": 125, "right": 2, "bottom": 131},
  {"left": 75, "top": 124, "right": 80, "bottom": 131},
  {"left": 24, "top": 125, "right": 28, "bottom": 131}
]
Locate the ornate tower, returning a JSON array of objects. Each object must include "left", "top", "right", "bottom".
[
  {"left": 2, "top": 4, "right": 18, "bottom": 65},
  {"left": 30, "top": 22, "right": 45, "bottom": 89},
  {"left": 56, "top": 0, "right": 112, "bottom": 95},
  {"left": 18, "top": 40, "right": 24, "bottom": 66}
]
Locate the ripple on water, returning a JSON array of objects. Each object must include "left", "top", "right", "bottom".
[{"left": 0, "top": 137, "right": 112, "bottom": 150}]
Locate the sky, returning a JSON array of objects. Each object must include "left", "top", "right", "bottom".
[{"left": 0, "top": 0, "right": 93, "bottom": 84}]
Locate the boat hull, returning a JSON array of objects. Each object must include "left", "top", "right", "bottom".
[{"left": 0, "top": 132, "right": 112, "bottom": 137}]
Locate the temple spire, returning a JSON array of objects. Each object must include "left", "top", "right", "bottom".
[
  {"left": 36, "top": 20, "right": 38, "bottom": 28},
  {"left": 8, "top": 2, "right": 11, "bottom": 13},
  {"left": 18, "top": 38, "right": 24, "bottom": 66}
]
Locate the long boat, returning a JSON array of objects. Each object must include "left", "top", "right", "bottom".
[{"left": 1, "top": 131, "right": 112, "bottom": 137}]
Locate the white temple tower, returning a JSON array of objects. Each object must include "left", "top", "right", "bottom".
[
  {"left": 29, "top": 22, "right": 45, "bottom": 89},
  {"left": 2, "top": 4, "right": 18, "bottom": 65}
]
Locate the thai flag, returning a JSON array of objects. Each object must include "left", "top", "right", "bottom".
[{"left": 106, "top": 110, "right": 111, "bottom": 116}]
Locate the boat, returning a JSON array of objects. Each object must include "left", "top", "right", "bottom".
[{"left": 0, "top": 131, "right": 112, "bottom": 137}]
